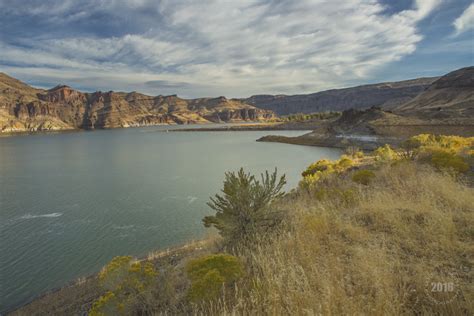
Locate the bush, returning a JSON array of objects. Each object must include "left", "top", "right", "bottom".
[
  {"left": 302, "top": 157, "right": 353, "bottom": 178},
  {"left": 404, "top": 134, "right": 474, "bottom": 155},
  {"left": 430, "top": 151, "right": 469, "bottom": 174},
  {"left": 302, "top": 159, "right": 334, "bottom": 177},
  {"left": 352, "top": 170, "right": 376, "bottom": 185},
  {"left": 203, "top": 168, "right": 286, "bottom": 248},
  {"left": 186, "top": 254, "right": 244, "bottom": 302},
  {"left": 373, "top": 144, "right": 397, "bottom": 161},
  {"left": 90, "top": 256, "right": 158, "bottom": 315},
  {"left": 299, "top": 157, "right": 355, "bottom": 190},
  {"left": 299, "top": 173, "right": 323, "bottom": 190},
  {"left": 337, "top": 156, "right": 354, "bottom": 169}
]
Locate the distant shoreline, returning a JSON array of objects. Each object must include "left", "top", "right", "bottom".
[
  {"left": 0, "top": 122, "right": 283, "bottom": 137},
  {"left": 169, "top": 123, "right": 312, "bottom": 132}
]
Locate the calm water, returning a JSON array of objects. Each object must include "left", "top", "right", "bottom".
[{"left": 0, "top": 126, "right": 341, "bottom": 312}]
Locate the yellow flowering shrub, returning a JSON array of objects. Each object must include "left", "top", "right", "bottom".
[
  {"left": 405, "top": 134, "right": 474, "bottom": 156},
  {"left": 300, "top": 156, "right": 354, "bottom": 190},
  {"left": 400, "top": 134, "right": 473, "bottom": 172},
  {"left": 301, "top": 157, "right": 353, "bottom": 178},
  {"left": 301, "top": 159, "right": 335, "bottom": 177},
  {"left": 373, "top": 144, "right": 397, "bottom": 161},
  {"left": 90, "top": 256, "right": 158, "bottom": 315}
]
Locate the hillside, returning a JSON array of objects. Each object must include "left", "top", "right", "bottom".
[
  {"left": 0, "top": 74, "right": 275, "bottom": 133},
  {"left": 258, "top": 67, "right": 474, "bottom": 150},
  {"left": 395, "top": 66, "right": 474, "bottom": 119},
  {"left": 244, "top": 77, "right": 438, "bottom": 115}
]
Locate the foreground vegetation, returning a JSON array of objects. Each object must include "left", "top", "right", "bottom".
[{"left": 15, "top": 134, "right": 474, "bottom": 315}]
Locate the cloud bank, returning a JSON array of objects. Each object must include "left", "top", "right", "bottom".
[{"left": 0, "top": 0, "right": 444, "bottom": 97}]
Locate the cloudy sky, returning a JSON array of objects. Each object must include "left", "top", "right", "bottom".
[{"left": 0, "top": 0, "right": 472, "bottom": 98}]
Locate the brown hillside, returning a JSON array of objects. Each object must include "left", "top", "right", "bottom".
[{"left": 396, "top": 66, "right": 474, "bottom": 120}]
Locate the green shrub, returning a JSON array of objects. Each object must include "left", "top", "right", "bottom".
[
  {"left": 430, "top": 151, "right": 469, "bottom": 174},
  {"left": 352, "top": 170, "right": 376, "bottom": 185},
  {"left": 203, "top": 168, "right": 286, "bottom": 247},
  {"left": 186, "top": 254, "right": 244, "bottom": 302}
]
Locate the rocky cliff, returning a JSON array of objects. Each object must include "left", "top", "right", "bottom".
[
  {"left": 0, "top": 74, "right": 275, "bottom": 133},
  {"left": 244, "top": 77, "right": 438, "bottom": 115}
]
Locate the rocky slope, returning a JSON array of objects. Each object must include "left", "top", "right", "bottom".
[
  {"left": 0, "top": 73, "right": 275, "bottom": 133},
  {"left": 244, "top": 77, "right": 438, "bottom": 115},
  {"left": 395, "top": 66, "right": 474, "bottom": 120}
]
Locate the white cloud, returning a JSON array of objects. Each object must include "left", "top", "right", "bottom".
[
  {"left": 453, "top": 4, "right": 474, "bottom": 35},
  {"left": 412, "top": 0, "right": 442, "bottom": 20},
  {"left": 0, "top": 0, "right": 443, "bottom": 97}
]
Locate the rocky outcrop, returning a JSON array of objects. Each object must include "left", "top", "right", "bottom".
[
  {"left": 203, "top": 108, "right": 274, "bottom": 122},
  {"left": 0, "top": 74, "right": 276, "bottom": 133}
]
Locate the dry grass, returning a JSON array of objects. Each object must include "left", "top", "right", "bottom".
[
  {"left": 196, "top": 162, "right": 474, "bottom": 315},
  {"left": 14, "top": 157, "right": 473, "bottom": 315}
]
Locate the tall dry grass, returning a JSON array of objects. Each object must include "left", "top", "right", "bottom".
[{"left": 194, "top": 162, "right": 473, "bottom": 315}]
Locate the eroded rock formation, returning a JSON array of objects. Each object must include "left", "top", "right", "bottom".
[{"left": 0, "top": 74, "right": 275, "bottom": 132}]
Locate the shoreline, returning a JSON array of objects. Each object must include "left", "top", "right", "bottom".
[
  {"left": 169, "top": 122, "right": 319, "bottom": 132},
  {"left": 0, "top": 121, "right": 282, "bottom": 137},
  {"left": 256, "top": 134, "right": 399, "bottom": 151},
  {"left": 8, "top": 239, "right": 213, "bottom": 315}
]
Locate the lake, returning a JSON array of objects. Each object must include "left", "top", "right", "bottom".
[{"left": 0, "top": 126, "right": 341, "bottom": 312}]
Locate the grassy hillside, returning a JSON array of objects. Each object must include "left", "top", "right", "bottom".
[{"left": 13, "top": 135, "right": 474, "bottom": 315}]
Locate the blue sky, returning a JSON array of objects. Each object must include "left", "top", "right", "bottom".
[{"left": 0, "top": 0, "right": 472, "bottom": 97}]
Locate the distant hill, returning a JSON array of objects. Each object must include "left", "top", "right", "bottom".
[
  {"left": 258, "top": 67, "right": 474, "bottom": 150},
  {"left": 319, "top": 66, "right": 474, "bottom": 137},
  {"left": 0, "top": 74, "right": 275, "bottom": 133},
  {"left": 395, "top": 66, "right": 474, "bottom": 119},
  {"left": 244, "top": 77, "right": 439, "bottom": 115}
]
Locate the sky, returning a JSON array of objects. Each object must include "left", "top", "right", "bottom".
[{"left": 0, "top": 0, "right": 473, "bottom": 98}]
